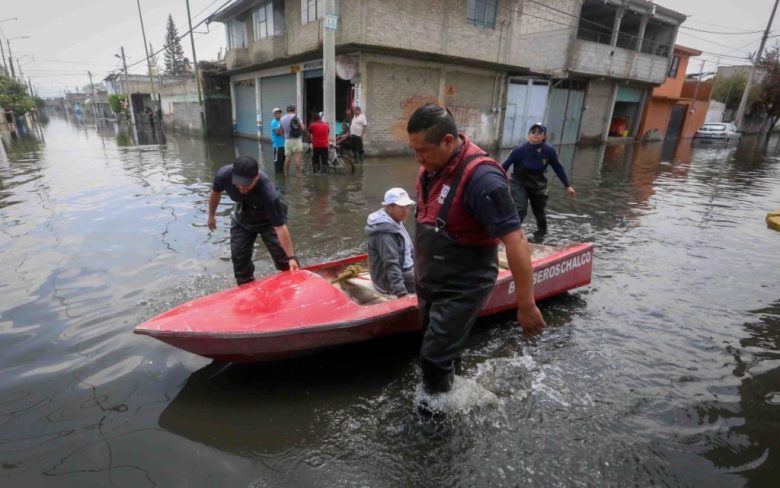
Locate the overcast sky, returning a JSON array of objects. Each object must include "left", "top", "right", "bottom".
[{"left": 1, "top": 0, "right": 778, "bottom": 98}]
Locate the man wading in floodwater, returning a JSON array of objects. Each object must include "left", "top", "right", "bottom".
[
  {"left": 208, "top": 156, "right": 299, "bottom": 285},
  {"left": 407, "top": 104, "right": 545, "bottom": 402}
]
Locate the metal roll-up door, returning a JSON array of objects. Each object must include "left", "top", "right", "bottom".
[
  {"left": 234, "top": 79, "right": 257, "bottom": 136},
  {"left": 261, "top": 74, "right": 296, "bottom": 137}
]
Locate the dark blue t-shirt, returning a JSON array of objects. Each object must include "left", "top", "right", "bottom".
[
  {"left": 501, "top": 142, "right": 570, "bottom": 190},
  {"left": 462, "top": 164, "right": 521, "bottom": 238},
  {"left": 212, "top": 164, "right": 285, "bottom": 226}
]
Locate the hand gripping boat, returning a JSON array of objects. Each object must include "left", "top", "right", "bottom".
[{"left": 134, "top": 242, "right": 593, "bottom": 362}]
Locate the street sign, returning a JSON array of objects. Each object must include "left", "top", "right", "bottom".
[{"left": 324, "top": 14, "right": 339, "bottom": 31}]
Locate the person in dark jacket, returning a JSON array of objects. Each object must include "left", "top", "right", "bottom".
[
  {"left": 501, "top": 123, "right": 575, "bottom": 238},
  {"left": 365, "top": 188, "right": 416, "bottom": 297},
  {"left": 207, "top": 156, "right": 299, "bottom": 285}
]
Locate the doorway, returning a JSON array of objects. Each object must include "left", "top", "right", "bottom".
[
  {"left": 303, "top": 74, "right": 353, "bottom": 127},
  {"left": 665, "top": 104, "right": 687, "bottom": 140}
]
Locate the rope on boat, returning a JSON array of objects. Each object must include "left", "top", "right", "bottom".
[{"left": 331, "top": 264, "right": 369, "bottom": 284}]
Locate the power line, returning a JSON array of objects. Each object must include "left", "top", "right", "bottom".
[
  {"left": 680, "top": 26, "right": 764, "bottom": 35},
  {"left": 685, "top": 17, "right": 770, "bottom": 32},
  {"left": 124, "top": 0, "right": 233, "bottom": 71},
  {"left": 677, "top": 29, "right": 756, "bottom": 52}
]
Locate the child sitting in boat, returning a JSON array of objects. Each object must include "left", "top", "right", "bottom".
[{"left": 365, "top": 188, "right": 416, "bottom": 297}]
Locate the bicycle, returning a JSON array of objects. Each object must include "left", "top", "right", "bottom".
[{"left": 304, "top": 143, "right": 355, "bottom": 175}]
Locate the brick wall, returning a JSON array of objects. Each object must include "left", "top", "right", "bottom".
[
  {"left": 363, "top": 54, "right": 503, "bottom": 155},
  {"left": 509, "top": 0, "right": 578, "bottom": 74}
]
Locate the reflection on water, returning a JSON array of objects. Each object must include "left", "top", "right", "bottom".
[{"left": 1, "top": 116, "right": 780, "bottom": 486}]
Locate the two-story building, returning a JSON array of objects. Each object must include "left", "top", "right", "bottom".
[
  {"left": 210, "top": 0, "right": 686, "bottom": 153},
  {"left": 635, "top": 45, "right": 711, "bottom": 141},
  {"left": 510, "top": 0, "right": 686, "bottom": 145}
]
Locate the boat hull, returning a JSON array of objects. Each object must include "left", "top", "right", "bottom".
[{"left": 135, "top": 243, "right": 593, "bottom": 362}]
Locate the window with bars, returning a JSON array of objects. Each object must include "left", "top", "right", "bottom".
[
  {"left": 300, "top": 0, "right": 339, "bottom": 25},
  {"left": 467, "top": 0, "right": 497, "bottom": 29},
  {"left": 668, "top": 55, "right": 680, "bottom": 78},
  {"left": 227, "top": 20, "right": 247, "bottom": 49},
  {"left": 253, "top": 2, "right": 274, "bottom": 40}
]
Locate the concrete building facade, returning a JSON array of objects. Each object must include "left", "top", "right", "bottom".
[
  {"left": 211, "top": 0, "right": 686, "bottom": 153},
  {"left": 510, "top": 0, "right": 686, "bottom": 145}
]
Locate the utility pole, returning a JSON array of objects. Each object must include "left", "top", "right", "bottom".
[
  {"left": 136, "top": 0, "right": 159, "bottom": 125},
  {"left": 0, "top": 17, "right": 19, "bottom": 74},
  {"left": 323, "top": 0, "right": 337, "bottom": 141},
  {"left": 691, "top": 59, "right": 706, "bottom": 106},
  {"left": 185, "top": 0, "right": 206, "bottom": 136},
  {"left": 88, "top": 70, "right": 99, "bottom": 125},
  {"left": 0, "top": 39, "right": 6, "bottom": 74},
  {"left": 7, "top": 39, "right": 15, "bottom": 78},
  {"left": 119, "top": 46, "right": 136, "bottom": 126},
  {"left": 734, "top": 0, "right": 779, "bottom": 130}
]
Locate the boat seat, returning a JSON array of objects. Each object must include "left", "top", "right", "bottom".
[{"left": 333, "top": 272, "right": 396, "bottom": 305}]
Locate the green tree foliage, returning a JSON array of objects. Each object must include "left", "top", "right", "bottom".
[
  {"left": 108, "top": 93, "right": 127, "bottom": 115},
  {"left": 163, "top": 14, "right": 186, "bottom": 76},
  {"left": 755, "top": 46, "right": 780, "bottom": 130},
  {"left": 711, "top": 71, "right": 761, "bottom": 112},
  {"left": 0, "top": 75, "right": 35, "bottom": 114}
]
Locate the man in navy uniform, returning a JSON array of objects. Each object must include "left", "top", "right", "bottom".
[
  {"left": 407, "top": 104, "right": 545, "bottom": 395},
  {"left": 208, "top": 156, "right": 299, "bottom": 285}
]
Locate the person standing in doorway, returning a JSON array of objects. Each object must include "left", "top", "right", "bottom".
[
  {"left": 280, "top": 105, "right": 305, "bottom": 177},
  {"left": 349, "top": 105, "right": 368, "bottom": 164},
  {"left": 270, "top": 108, "right": 285, "bottom": 173},
  {"left": 501, "top": 123, "right": 575, "bottom": 240},
  {"left": 308, "top": 112, "right": 330, "bottom": 174},
  {"left": 407, "top": 103, "right": 545, "bottom": 398},
  {"left": 207, "top": 156, "right": 300, "bottom": 285}
]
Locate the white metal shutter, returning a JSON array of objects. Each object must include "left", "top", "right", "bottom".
[{"left": 260, "top": 74, "right": 296, "bottom": 138}]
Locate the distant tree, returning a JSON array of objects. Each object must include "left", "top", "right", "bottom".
[
  {"left": 0, "top": 75, "right": 35, "bottom": 114},
  {"left": 163, "top": 14, "right": 186, "bottom": 76},
  {"left": 108, "top": 93, "right": 128, "bottom": 117},
  {"left": 712, "top": 71, "right": 753, "bottom": 112},
  {"left": 149, "top": 42, "right": 161, "bottom": 75},
  {"left": 754, "top": 45, "right": 780, "bottom": 131}
]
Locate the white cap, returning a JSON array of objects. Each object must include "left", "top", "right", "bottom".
[
  {"left": 272, "top": 107, "right": 282, "bottom": 113},
  {"left": 382, "top": 188, "right": 415, "bottom": 207}
]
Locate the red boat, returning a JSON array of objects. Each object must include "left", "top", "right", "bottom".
[{"left": 134, "top": 242, "right": 593, "bottom": 362}]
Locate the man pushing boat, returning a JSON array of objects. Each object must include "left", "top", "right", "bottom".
[
  {"left": 207, "top": 156, "right": 299, "bottom": 285},
  {"left": 407, "top": 104, "right": 545, "bottom": 396}
]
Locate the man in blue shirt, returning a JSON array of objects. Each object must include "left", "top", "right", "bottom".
[
  {"left": 270, "top": 108, "right": 285, "bottom": 173},
  {"left": 501, "top": 123, "right": 576, "bottom": 238},
  {"left": 208, "top": 156, "right": 299, "bottom": 285}
]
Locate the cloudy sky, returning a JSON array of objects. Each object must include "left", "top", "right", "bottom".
[{"left": 1, "top": 0, "right": 778, "bottom": 98}]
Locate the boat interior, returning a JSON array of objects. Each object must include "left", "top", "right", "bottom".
[{"left": 318, "top": 243, "right": 562, "bottom": 306}]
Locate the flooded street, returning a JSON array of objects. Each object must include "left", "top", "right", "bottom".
[{"left": 2, "top": 117, "right": 780, "bottom": 487}]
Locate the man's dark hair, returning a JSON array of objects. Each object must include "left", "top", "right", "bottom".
[
  {"left": 286, "top": 105, "right": 296, "bottom": 113},
  {"left": 312, "top": 112, "right": 321, "bottom": 122},
  {"left": 406, "top": 103, "right": 458, "bottom": 143}
]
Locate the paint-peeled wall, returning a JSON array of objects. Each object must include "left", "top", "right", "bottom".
[{"left": 365, "top": 54, "right": 502, "bottom": 155}]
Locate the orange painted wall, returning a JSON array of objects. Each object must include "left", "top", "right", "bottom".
[
  {"left": 653, "top": 53, "right": 691, "bottom": 99},
  {"left": 638, "top": 47, "right": 710, "bottom": 140}
]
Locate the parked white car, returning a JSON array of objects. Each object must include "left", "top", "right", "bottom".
[{"left": 693, "top": 123, "right": 742, "bottom": 143}]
